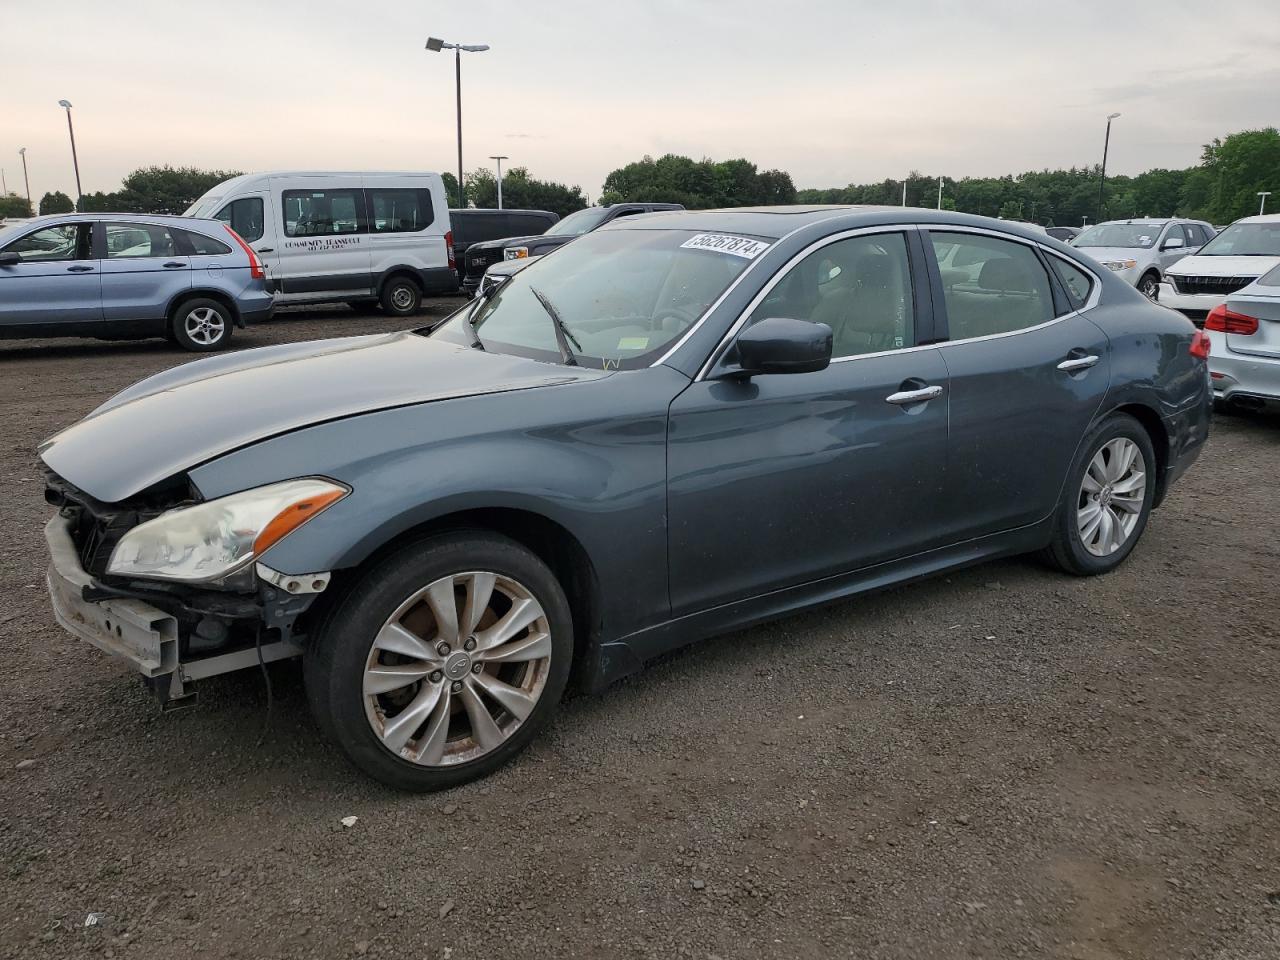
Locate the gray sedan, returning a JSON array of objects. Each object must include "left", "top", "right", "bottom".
[{"left": 39, "top": 207, "right": 1210, "bottom": 790}]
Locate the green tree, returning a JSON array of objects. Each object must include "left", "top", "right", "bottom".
[
  {"left": 79, "top": 191, "right": 126, "bottom": 212},
  {"left": 441, "top": 172, "right": 461, "bottom": 207},
  {"left": 111, "top": 165, "right": 242, "bottom": 214},
  {"left": 600, "top": 154, "right": 797, "bottom": 209},
  {"left": 39, "top": 191, "right": 74, "bottom": 214},
  {"left": 0, "top": 193, "right": 33, "bottom": 217},
  {"left": 465, "top": 166, "right": 587, "bottom": 217},
  {"left": 1192, "top": 128, "right": 1280, "bottom": 222}
]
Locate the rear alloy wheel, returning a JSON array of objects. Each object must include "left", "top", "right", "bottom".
[
  {"left": 170, "top": 298, "right": 232, "bottom": 351},
  {"left": 1138, "top": 272, "right": 1160, "bottom": 300},
  {"left": 306, "top": 533, "right": 573, "bottom": 791},
  {"left": 1043, "top": 413, "right": 1156, "bottom": 575},
  {"left": 379, "top": 276, "right": 422, "bottom": 317}
]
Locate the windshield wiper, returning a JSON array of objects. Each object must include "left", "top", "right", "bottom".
[{"left": 529, "top": 285, "right": 581, "bottom": 367}]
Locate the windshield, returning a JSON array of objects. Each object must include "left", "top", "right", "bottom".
[
  {"left": 542, "top": 207, "right": 609, "bottom": 237},
  {"left": 1072, "top": 223, "right": 1163, "bottom": 248},
  {"left": 431, "top": 228, "right": 764, "bottom": 370},
  {"left": 1196, "top": 221, "right": 1280, "bottom": 257},
  {"left": 184, "top": 192, "right": 221, "bottom": 218}
]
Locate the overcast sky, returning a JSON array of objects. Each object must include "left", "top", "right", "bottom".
[{"left": 5, "top": 0, "right": 1278, "bottom": 204}]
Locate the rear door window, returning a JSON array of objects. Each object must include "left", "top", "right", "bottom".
[
  {"left": 214, "top": 197, "right": 265, "bottom": 243},
  {"left": 282, "top": 189, "right": 364, "bottom": 237},
  {"left": 104, "top": 222, "right": 180, "bottom": 259},
  {"left": 929, "top": 232, "right": 1055, "bottom": 339}
]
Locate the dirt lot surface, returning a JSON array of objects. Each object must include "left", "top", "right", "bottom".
[{"left": 1, "top": 304, "right": 1278, "bottom": 960}]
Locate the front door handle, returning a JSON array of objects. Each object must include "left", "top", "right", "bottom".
[
  {"left": 66, "top": 264, "right": 94, "bottom": 273},
  {"left": 163, "top": 261, "right": 186, "bottom": 268},
  {"left": 1057, "top": 354, "right": 1100, "bottom": 372},
  {"left": 885, "top": 385, "right": 944, "bottom": 405},
  {"left": 257, "top": 247, "right": 274, "bottom": 253}
]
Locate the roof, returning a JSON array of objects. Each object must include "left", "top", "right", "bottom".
[
  {"left": 1233, "top": 213, "right": 1280, "bottom": 224},
  {"left": 599, "top": 204, "right": 1059, "bottom": 243},
  {"left": 1, "top": 212, "right": 219, "bottom": 228}
]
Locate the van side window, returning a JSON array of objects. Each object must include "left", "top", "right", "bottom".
[
  {"left": 214, "top": 197, "right": 264, "bottom": 243},
  {"left": 368, "top": 189, "right": 435, "bottom": 233},
  {"left": 282, "top": 189, "right": 364, "bottom": 237}
]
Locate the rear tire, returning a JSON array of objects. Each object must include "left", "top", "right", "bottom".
[
  {"left": 169, "top": 298, "right": 233, "bottom": 351},
  {"left": 379, "top": 276, "right": 422, "bottom": 317},
  {"left": 305, "top": 531, "right": 574, "bottom": 791},
  {"left": 1042, "top": 413, "right": 1156, "bottom": 576}
]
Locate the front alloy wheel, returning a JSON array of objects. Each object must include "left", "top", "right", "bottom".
[
  {"left": 363, "top": 572, "right": 552, "bottom": 766},
  {"left": 306, "top": 532, "right": 573, "bottom": 791}
]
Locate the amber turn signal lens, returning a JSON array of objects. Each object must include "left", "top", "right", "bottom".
[{"left": 253, "top": 488, "right": 347, "bottom": 555}]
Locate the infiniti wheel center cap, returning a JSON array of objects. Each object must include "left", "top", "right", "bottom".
[
  {"left": 1100, "top": 486, "right": 1113, "bottom": 507},
  {"left": 444, "top": 651, "right": 472, "bottom": 681}
]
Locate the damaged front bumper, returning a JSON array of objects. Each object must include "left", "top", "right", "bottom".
[{"left": 45, "top": 514, "right": 317, "bottom": 706}]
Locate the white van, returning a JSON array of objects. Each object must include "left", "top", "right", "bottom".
[{"left": 185, "top": 172, "right": 456, "bottom": 316}]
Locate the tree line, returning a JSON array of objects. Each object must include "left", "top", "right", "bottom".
[{"left": 4, "top": 127, "right": 1273, "bottom": 226}]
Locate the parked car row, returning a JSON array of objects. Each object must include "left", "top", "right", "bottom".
[{"left": 1071, "top": 218, "right": 1216, "bottom": 298}]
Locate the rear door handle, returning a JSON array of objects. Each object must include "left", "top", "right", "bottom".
[
  {"left": 66, "top": 264, "right": 94, "bottom": 273},
  {"left": 257, "top": 247, "right": 274, "bottom": 253},
  {"left": 1057, "top": 354, "right": 1099, "bottom": 372},
  {"left": 163, "top": 261, "right": 186, "bottom": 268},
  {"left": 885, "top": 385, "right": 944, "bottom": 405}
]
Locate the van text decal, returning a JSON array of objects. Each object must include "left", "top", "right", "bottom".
[{"left": 283, "top": 236, "right": 364, "bottom": 252}]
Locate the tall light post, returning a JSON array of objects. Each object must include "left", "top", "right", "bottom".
[
  {"left": 18, "top": 148, "right": 31, "bottom": 212},
  {"left": 936, "top": 176, "right": 943, "bottom": 210},
  {"left": 1096, "top": 112, "right": 1120, "bottom": 224},
  {"left": 425, "top": 37, "right": 490, "bottom": 209},
  {"left": 901, "top": 179, "right": 907, "bottom": 206},
  {"left": 490, "top": 155, "right": 508, "bottom": 209},
  {"left": 1260, "top": 191, "right": 1272, "bottom": 215},
  {"left": 57, "top": 100, "right": 83, "bottom": 210}
]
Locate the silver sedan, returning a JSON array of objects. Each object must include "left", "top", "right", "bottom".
[{"left": 1207, "top": 264, "right": 1280, "bottom": 412}]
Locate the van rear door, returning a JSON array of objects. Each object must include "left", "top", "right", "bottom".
[
  {"left": 364, "top": 177, "right": 452, "bottom": 293},
  {"left": 272, "top": 178, "right": 372, "bottom": 301}
]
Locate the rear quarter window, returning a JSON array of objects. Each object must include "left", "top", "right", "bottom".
[
  {"left": 1049, "top": 256, "right": 1093, "bottom": 311},
  {"left": 178, "top": 229, "right": 233, "bottom": 256}
]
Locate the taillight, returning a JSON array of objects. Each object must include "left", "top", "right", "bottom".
[
  {"left": 1204, "top": 303, "right": 1259, "bottom": 335},
  {"left": 445, "top": 230, "right": 456, "bottom": 271},
  {"left": 1189, "top": 330, "right": 1211, "bottom": 360},
  {"left": 224, "top": 226, "right": 265, "bottom": 280}
]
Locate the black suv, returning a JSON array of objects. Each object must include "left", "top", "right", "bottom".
[
  {"left": 449, "top": 209, "right": 558, "bottom": 286},
  {"left": 461, "top": 202, "right": 684, "bottom": 294}
]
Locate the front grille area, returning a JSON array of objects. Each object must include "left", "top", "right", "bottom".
[
  {"left": 1172, "top": 275, "right": 1258, "bottom": 297},
  {"left": 45, "top": 469, "right": 196, "bottom": 578},
  {"left": 464, "top": 247, "right": 505, "bottom": 282}
]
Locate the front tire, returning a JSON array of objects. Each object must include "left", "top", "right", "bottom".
[
  {"left": 379, "top": 275, "right": 422, "bottom": 317},
  {"left": 305, "top": 532, "right": 573, "bottom": 791},
  {"left": 1042, "top": 413, "right": 1156, "bottom": 576},
  {"left": 1138, "top": 272, "right": 1160, "bottom": 300},
  {"left": 170, "top": 298, "right": 233, "bottom": 351}
]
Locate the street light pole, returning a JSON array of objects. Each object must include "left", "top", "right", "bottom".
[
  {"left": 57, "top": 100, "right": 83, "bottom": 210},
  {"left": 490, "top": 155, "right": 508, "bottom": 209},
  {"left": 901, "top": 179, "right": 907, "bottom": 206},
  {"left": 936, "top": 176, "right": 943, "bottom": 210},
  {"left": 1260, "top": 191, "right": 1272, "bottom": 216},
  {"left": 18, "top": 148, "right": 31, "bottom": 212},
  {"left": 426, "top": 38, "right": 490, "bottom": 209},
  {"left": 1097, "top": 112, "right": 1120, "bottom": 224}
]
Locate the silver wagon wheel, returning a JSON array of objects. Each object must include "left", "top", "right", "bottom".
[
  {"left": 1077, "top": 437, "right": 1147, "bottom": 556},
  {"left": 184, "top": 306, "right": 226, "bottom": 345},
  {"left": 363, "top": 571, "right": 553, "bottom": 767}
]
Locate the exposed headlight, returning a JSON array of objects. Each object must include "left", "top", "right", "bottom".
[
  {"left": 504, "top": 246, "right": 529, "bottom": 261},
  {"left": 107, "top": 478, "right": 348, "bottom": 583},
  {"left": 1101, "top": 259, "right": 1138, "bottom": 272}
]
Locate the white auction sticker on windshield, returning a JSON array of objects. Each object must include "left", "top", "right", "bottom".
[{"left": 680, "top": 234, "right": 770, "bottom": 259}]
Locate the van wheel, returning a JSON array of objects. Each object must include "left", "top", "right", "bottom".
[
  {"left": 1042, "top": 413, "right": 1156, "bottom": 576},
  {"left": 170, "top": 298, "right": 233, "bottom": 351},
  {"left": 305, "top": 531, "right": 574, "bottom": 791},
  {"left": 379, "top": 276, "right": 422, "bottom": 317}
]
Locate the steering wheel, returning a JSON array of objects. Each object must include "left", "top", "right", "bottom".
[{"left": 653, "top": 306, "right": 698, "bottom": 333}]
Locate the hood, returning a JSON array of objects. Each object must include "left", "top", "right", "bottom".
[
  {"left": 469, "top": 234, "right": 569, "bottom": 253},
  {"left": 40, "top": 331, "right": 604, "bottom": 503},
  {"left": 1166, "top": 254, "right": 1280, "bottom": 278}
]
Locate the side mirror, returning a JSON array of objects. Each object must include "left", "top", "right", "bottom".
[
  {"left": 1162, "top": 236, "right": 1185, "bottom": 250},
  {"left": 0, "top": 251, "right": 19, "bottom": 266},
  {"left": 726, "top": 317, "right": 832, "bottom": 377}
]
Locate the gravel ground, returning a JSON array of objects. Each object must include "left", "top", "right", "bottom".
[{"left": 1, "top": 304, "right": 1278, "bottom": 960}]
